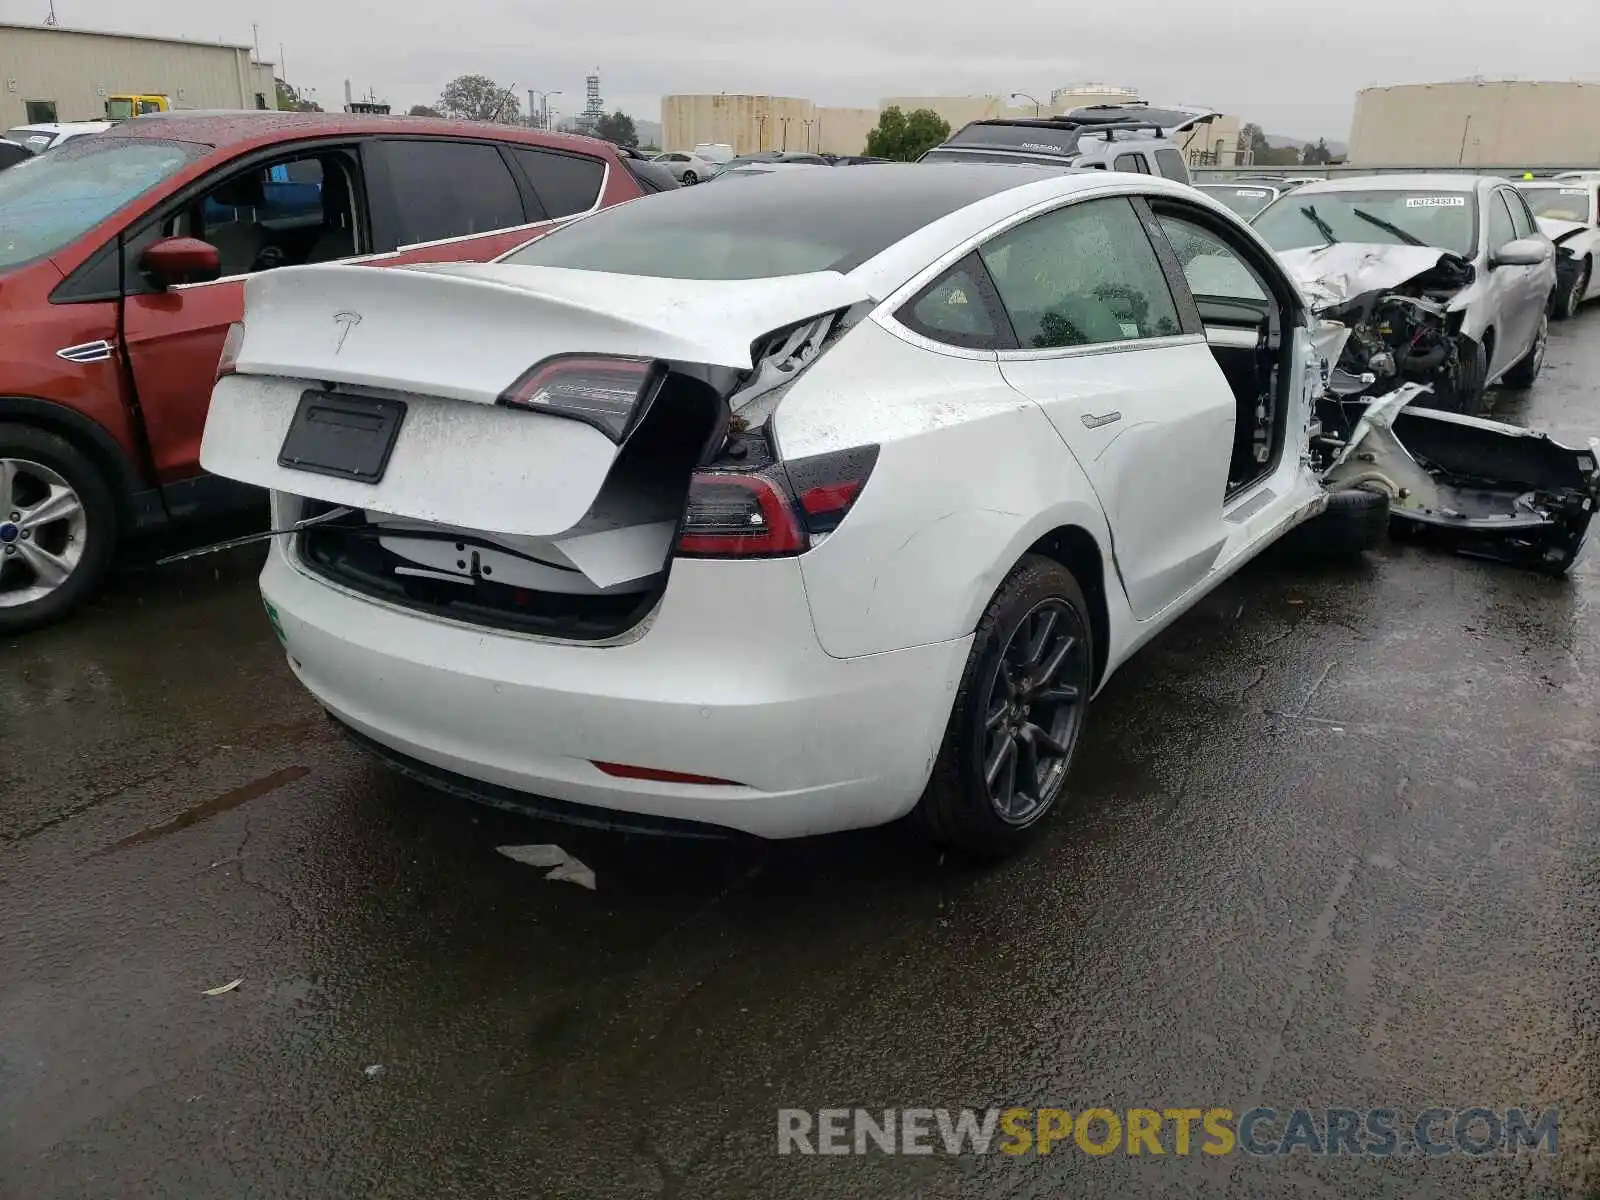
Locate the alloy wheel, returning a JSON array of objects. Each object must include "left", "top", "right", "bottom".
[
  {"left": 979, "top": 598, "right": 1091, "bottom": 825},
  {"left": 0, "top": 458, "right": 88, "bottom": 608}
]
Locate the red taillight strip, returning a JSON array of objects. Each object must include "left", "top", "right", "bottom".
[{"left": 592, "top": 761, "right": 743, "bottom": 786}]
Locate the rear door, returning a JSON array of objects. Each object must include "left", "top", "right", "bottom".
[{"left": 985, "top": 194, "right": 1235, "bottom": 620}]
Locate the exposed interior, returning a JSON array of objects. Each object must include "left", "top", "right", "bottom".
[{"left": 1322, "top": 256, "right": 1476, "bottom": 408}]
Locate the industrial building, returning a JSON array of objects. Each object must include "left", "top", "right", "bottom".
[
  {"left": 0, "top": 20, "right": 277, "bottom": 128},
  {"left": 1349, "top": 81, "right": 1600, "bottom": 167},
  {"left": 663, "top": 85, "right": 1239, "bottom": 164}
]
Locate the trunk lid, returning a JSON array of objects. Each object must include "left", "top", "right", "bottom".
[{"left": 200, "top": 262, "right": 867, "bottom": 538}]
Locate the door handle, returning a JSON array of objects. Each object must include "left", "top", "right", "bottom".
[{"left": 1081, "top": 411, "right": 1122, "bottom": 429}]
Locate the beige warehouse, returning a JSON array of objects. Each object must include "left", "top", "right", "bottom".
[
  {"left": 1349, "top": 81, "right": 1600, "bottom": 167},
  {"left": 0, "top": 21, "right": 277, "bottom": 128}
]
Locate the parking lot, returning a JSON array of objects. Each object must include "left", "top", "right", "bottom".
[{"left": 1, "top": 309, "right": 1597, "bottom": 1196}]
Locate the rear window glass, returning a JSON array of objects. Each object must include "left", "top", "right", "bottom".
[
  {"left": 502, "top": 166, "right": 1022, "bottom": 279},
  {"left": 1519, "top": 186, "right": 1593, "bottom": 224},
  {"left": 1154, "top": 148, "right": 1188, "bottom": 182},
  {"left": 0, "top": 136, "right": 202, "bottom": 270},
  {"left": 944, "top": 123, "right": 1082, "bottom": 157}
]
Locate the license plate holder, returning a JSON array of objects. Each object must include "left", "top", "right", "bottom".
[{"left": 277, "top": 391, "right": 406, "bottom": 483}]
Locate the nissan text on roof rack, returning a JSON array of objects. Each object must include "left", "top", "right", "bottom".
[{"left": 199, "top": 164, "right": 1600, "bottom": 857}]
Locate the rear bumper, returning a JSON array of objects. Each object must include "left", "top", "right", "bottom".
[{"left": 262, "top": 549, "right": 969, "bottom": 839}]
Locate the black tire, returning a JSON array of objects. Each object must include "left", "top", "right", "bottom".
[
  {"left": 681, "top": 170, "right": 698, "bottom": 185},
  {"left": 0, "top": 423, "right": 118, "bottom": 635},
  {"left": 1444, "top": 337, "right": 1489, "bottom": 414},
  {"left": 1279, "top": 487, "right": 1390, "bottom": 558},
  {"left": 913, "top": 555, "right": 1094, "bottom": 860},
  {"left": 1553, "top": 259, "right": 1589, "bottom": 320},
  {"left": 1502, "top": 311, "right": 1549, "bottom": 389}
]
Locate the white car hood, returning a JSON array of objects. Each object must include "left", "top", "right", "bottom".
[{"left": 1276, "top": 242, "right": 1468, "bottom": 311}]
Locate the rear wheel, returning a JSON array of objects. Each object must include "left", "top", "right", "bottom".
[
  {"left": 1553, "top": 259, "right": 1589, "bottom": 320},
  {"left": 0, "top": 424, "right": 118, "bottom": 635},
  {"left": 914, "top": 556, "right": 1094, "bottom": 860},
  {"left": 681, "top": 169, "right": 698, "bottom": 185},
  {"left": 1503, "top": 312, "right": 1548, "bottom": 389}
]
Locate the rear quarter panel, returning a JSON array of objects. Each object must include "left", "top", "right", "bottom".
[{"left": 777, "top": 319, "right": 1123, "bottom": 660}]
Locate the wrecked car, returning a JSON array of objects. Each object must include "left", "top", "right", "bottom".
[
  {"left": 1518, "top": 178, "right": 1600, "bottom": 319},
  {"left": 195, "top": 166, "right": 1595, "bottom": 859},
  {"left": 1251, "top": 175, "right": 1556, "bottom": 414}
]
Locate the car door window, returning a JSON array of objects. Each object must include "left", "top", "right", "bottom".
[
  {"left": 1154, "top": 148, "right": 1189, "bottom": 182},
  {"left": 895, "top": 253, "right": 1014, "bottom": 350},
  {"left": 168, "top": 150, "right": 361, "bottom": 277},
  {"left": 1504, "top": 189, "right": 1537, "bottom": 238},
  {"left": 1154, "top": 211, "right": 1268, "bottom": 302},
  {"left": 509, "top": 147, "right": 605, "bottom": 218},
  {"left": 1488, "top": 191, "right": 1518, "bottom": 251},
  {"left": 980, "top": 197, "right": 1182, "bottom": 349},
  {"left": 1113, "top": 153, "right": 1149, "bottom": 174},
  {"left": 382, "top": 140, "right": 526, "bottom": 245}
]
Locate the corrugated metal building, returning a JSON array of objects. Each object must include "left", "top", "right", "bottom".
[
  {"left": 662, "top": 95, "right": 875, "bottom": 155},
  {"left": 1349, "top": 81, "right": 1600, "bottom": 167},
  {"left": 0, "top": 21, "right": 277, "bottom": 127}
]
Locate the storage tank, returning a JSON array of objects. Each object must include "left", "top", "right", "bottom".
[{"left": 1349, "top": 81, "right": 1600, "bottom": 167}]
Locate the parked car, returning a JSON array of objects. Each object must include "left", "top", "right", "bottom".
[
  {"left": 4, "top": 120, "right": 112, "bottom": 154},
  {"left": 712, "top": 151, "right": 831, "bottom": 175},
  {"left": 709, "top": 161, "right": 825, "bottom": 181},
  {"left": 0, "top": 110, "right": 649, "bottom": 632},
  {"left": 1194, "top": 182, "right": 1282, "bottom": 219},
  {"left": 691, "top": 143, "right": 735, "bottom": 166},
  {"left": 1517, "top": 178, "right": 1600, "bottom": 317},
  {"left": 198, "top": 164, "right": 1598, "bottom": 856},
  {"left": 1250, "top": 174, "right": 1555, "bottom": 413},
  {"left": 921, "top": 103, "right": 1220, "bottom": 183},
  {"left": 649, "top": 150, "right": 716, "bottom": 184},
  {"left": 607, "top": 145, "right": 680, "bottom": 192}
]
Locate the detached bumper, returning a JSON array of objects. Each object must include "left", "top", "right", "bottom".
[{"left": 262, "top": 549, "right": 969, "bottom": 839}]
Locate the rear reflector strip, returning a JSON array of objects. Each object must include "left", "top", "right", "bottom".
[{"left": 592, "top": 761, "right": 743, "bottom": 786}]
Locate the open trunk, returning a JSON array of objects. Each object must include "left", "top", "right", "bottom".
[
  {"left": 202, "top": 261, "right": 866, "bottom": 638},
  {"left": 1319, "top": 384, "right": 1600, "bottom": 573}
]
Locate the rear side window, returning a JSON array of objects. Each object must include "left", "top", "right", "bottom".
[
  {"left": 510, "top": 148, "right": 605, "bottom": 217},
  {"left": 1113, "top": 153, "right": 1150, "bottom": 174},
  {"left": 980, "top": 196, "right": 1182, "bottom": 349},
  {"left": 896, "top": 253, "right": 1014, "bottom": 350},
  {"left": 380, "top": 140, "right": 525, "bottom": 245},
  {"left": 1154, "top": 148, "right": 1189, "bottom": 183}
]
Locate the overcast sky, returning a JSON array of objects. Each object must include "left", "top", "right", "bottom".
[{"left": 6, "top": 0, "right": 1588, "bottom": 139}]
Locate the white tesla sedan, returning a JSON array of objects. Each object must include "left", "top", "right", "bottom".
[{"left": 198, "top": 165, "right": 1595, "bottom": 856}]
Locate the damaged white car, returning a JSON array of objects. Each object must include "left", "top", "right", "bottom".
[
  {"left": 198, "top": 166, "right": 1599, "bottom": 856},
  {"left": 1518, "top": 178, "right": 1600, "bottom": 319},
  {"left": 1252, "top": 175, "right": 1556, "bottom": 415}
]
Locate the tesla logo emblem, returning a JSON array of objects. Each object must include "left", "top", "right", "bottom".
[{"left": 331, "top": 310, "right": 362, "bottom": 354}]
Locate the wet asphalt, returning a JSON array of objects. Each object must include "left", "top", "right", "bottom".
[{"left": 3, "top": 314, "right": 1600, "bottom": 1199}]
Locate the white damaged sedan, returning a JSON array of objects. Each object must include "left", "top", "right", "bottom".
[{"left": 199, "top": 165, "right": 1598, "bottom": 856}]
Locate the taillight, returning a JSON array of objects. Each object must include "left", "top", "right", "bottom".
[
  {"left": 215, "top": 321, "right": 245, "bottom": 382},
  {"left": 676, "top": 444, "right": 878, "bottom": 558},
  {"left": 498, "top": 354, "right": 663, "bottom": 441}
]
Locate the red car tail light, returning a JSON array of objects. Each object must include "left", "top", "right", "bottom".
[
  {"left": 215, "top": 321, "right": 245, "bottom": 382},
  {"left": 676, "top": 444, "right": 879, "bottom": 558},
  {"left": 498, "top": 354, "right": 663, "bottom": 441}
]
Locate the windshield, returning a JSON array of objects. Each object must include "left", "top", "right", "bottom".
[
  {"left": 1519, "top": 186, "right": 1593, "bottom": 224},
  {"left": 503, "top": 166, "right": 1016, "bottom": 279},
  {"left": 1252, "top": 188, "right": 1478, "bottom": 257},
  {"left": 1197, "top": 185, "right": 1277, "bottom": 219},
  {"left": 0, "top": 136, "right": 201, "bottom": 271},
  {"left": 105, "top": 99, "right": 135, "bottom": 121}
]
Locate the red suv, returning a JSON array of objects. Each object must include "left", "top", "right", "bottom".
[{"left": 0, "top": 111, "right": 654, "bottom": 632}]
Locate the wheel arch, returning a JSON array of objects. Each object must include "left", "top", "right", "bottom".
[{"left": 0, "top": 396, "right": 147, "bottom": 526}]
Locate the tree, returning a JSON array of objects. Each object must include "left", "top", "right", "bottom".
[
  {"left": 1239, "top": 122, "right": 1271, "bottom": 163},
  {"left": 1301, "top": 137, "right": 1333, "bottom": 166},
  {"left": 594, "top": 111, "right": 639, "bottom": 148},
  {"left": 436, "top": 74, "right": 520, "bottom": 124},
  {"left": 274, "top": 78, "right": 321, "bottom": 112},
  {"left": 864, "top": 106, "right": 951, "bottom": 161},
  {"left": 408, "top": 104, "right": 442, "bottom": 118}
]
